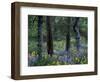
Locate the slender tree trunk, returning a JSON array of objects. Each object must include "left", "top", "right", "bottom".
[
  {"left": 76, "top": 22, "right": 81, "bottom": 51},
  {"left": 46, "top": 16, "right": 53, "bottom": 56},
  {"left": 73, "top": 17, "right": 81, "bottom": 51},
  {"left": 65, "top": 32, "right": 70, "bottom": 51},
  {"left": 37, "top": 16, "right": 43, "bottom": 59},
  {"left": 65, "top": 18, "right": 71, "bottom": 52}
]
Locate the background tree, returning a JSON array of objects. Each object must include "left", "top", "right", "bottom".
[
  {"left": 46, "top": 16, "right": 53, "bottom": 56},
  {"left": 65, "top": 17, "right": 71, "bottom": 52},
  {"left": 37, "top": 16, "right": 43, "bottom": 59}
]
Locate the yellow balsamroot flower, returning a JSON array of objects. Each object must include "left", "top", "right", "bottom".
[
  {"left": 75, "top": 57, "right": 80, "bottom": 62},
  {"left": 31, "top": 51, "right": 37, "bottom": 56}
]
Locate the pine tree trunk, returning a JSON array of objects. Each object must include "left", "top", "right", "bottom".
[
  {"left": 37, "top": 16, "right": 43, "bottom": 59},
  {"left": 65, "top": 18, "right": 71, "bottom": 52},
  {"left": 46, "top": 16, "right": 53, "bottom": 56},
  {"left": 65, "top": 32, "right": 70, "bottom": 51}
]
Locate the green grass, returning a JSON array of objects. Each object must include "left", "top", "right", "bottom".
[{"left": 53, "top": 40, "right": 65, "bottom": 51}]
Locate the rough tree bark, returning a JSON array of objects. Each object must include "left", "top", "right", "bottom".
[{"left": 46, "top": 16, "right": 53, "bottom": 56}]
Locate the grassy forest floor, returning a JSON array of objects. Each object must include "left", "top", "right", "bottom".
[{"left": 28, "top": 38, "right": 88, "bottom": 66}]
